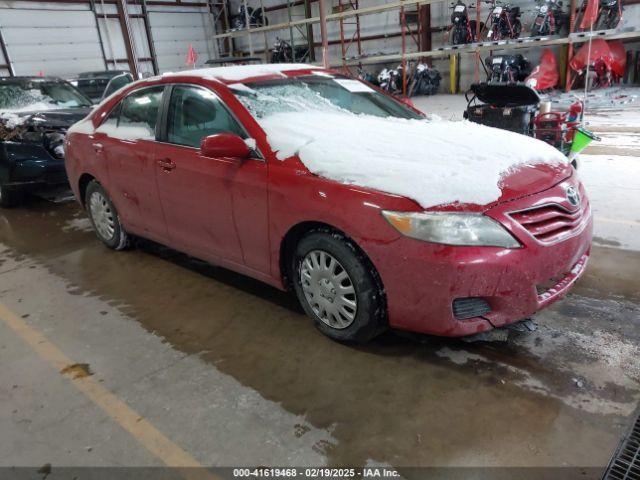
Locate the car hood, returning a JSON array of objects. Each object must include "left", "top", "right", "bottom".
[
  {"left": 491, "top": 160, "right": 573, "bottom": 210},
  {"left": 259, "top": 111, "right": 571, "bottom": 210},
  {"left": 1, "top": 107, "right": 92, "bottom": 130}
]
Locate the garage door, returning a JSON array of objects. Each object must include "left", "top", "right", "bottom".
[
  {"left": 0, "top": 8, "right": 105, "bottom": 77},
  {"left": 148, "top": 11, "right": 215, "bottom": 73}
]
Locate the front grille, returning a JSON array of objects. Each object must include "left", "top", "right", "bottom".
[
  {"left": 603, "top": 412, "right": 640, "bottom": 479},
  {"left": 510, "top": 200, "right": 590, "bottom": 244},
  {"left": 452, "top": 297, "right": 491, "bottom": 320}
]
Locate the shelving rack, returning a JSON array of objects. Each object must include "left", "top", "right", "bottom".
[{"left": 211, "top": 0, "right": 640, "bottom": 94}]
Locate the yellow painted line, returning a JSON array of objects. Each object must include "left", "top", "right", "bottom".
[
  {"left": 596, "top": 217, "right": 640, "bottom": 227},
  {"left": 0, "top": 302, "right": 219, "bottom": 480}
]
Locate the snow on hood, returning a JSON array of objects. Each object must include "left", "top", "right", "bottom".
[{"left": 261, "top": 111, "right": 568, "bottom": 208}]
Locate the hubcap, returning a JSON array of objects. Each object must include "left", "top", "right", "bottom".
[
  {"left": 300, "top": 250, "right": 357, "bottom": 329},
  {"left": 89, "top": 191, "right": 115, "bottom": 241}
]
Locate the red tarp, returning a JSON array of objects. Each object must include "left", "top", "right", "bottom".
[
  {"left": 608, "top": 40, "right": 627, "bottom": 77},
  {"left": 570, "top": 39, "right": 613, "bottom": 72},
  {"left": 526, "top": 49, "right": 559, "bottom": 90},
  {"left": 579, "top": 0, "right": 599, "bottom": 30}
]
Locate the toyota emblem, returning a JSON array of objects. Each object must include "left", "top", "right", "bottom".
[{"left": 566, "top": 186, "right": 580, "bottom": 207}]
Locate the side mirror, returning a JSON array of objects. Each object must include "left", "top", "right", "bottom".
[{"left": 201, "top": 133, "right": 251, "bottom": 159}]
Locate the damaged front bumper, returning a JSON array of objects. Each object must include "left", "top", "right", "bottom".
[{"left": 1, "top": 141, "right": 69, "bottom": 191}]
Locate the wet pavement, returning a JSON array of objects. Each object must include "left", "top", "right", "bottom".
[{"left": 1, "top": 197, "right": 639, "bottom": 473}]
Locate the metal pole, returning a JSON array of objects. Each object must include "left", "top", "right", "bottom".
[
  {"left": 475, "top": 0, "right": 481, "bottom": 81},
  {"left": 116, "top": 0, "right": 140, "bottom": 77},
  {"left": 100, "top": 0, "right": 118, "bottom": 69},
  {"left": 582, "top": 24, "right": 593, "bottom": 122},
  {"left": 259, "top": 0, "right": 269, "bottom": 63},
  {"left": 401, "top": 5, "right": 407, "bottom": 95},
  {"left": 0, "top": 26, "right": 14, "bottom": 76},
  {"left": 565, "top": 0, "right": 578, "bottom": 91},
  {"left": 304, "top": 0, "right": 316, "bottom": 62},
  {"left": 318, "top": 0, "right": 330, "bottom": 68},
  {"left": 243, "top": 0, "right": 254, "bottom": 56},
  {"left": 287, "top": 0, "right": 296, "bottom": 61},
  {"left": 141, "top": 0, "right": 159, "bottom": 75},
  {"left": 89, "top": 0, "right": 109, "bottom": 69},
  {"left": 339, "top": 1, "right": 347, "bottom": 68}
]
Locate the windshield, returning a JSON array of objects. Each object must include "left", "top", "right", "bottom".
[
  {"left": 0, "top": 81, "right": 93, "bottom": 112},
  {"left": 231, "top": 75, "right": 423, "bottom": 120}
]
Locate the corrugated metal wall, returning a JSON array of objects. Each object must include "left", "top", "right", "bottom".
[
  {"left": 0, "top": 3, "right": 105, "bottom": 77},
  {"left": 0, "top": 0, "right": 217, "bottom": 78}
]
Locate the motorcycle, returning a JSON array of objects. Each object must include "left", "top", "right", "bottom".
[
  {"left": 271, "top": 38, "right": 309, "bottom": 63},
  {"left": 450, "top": 0, "right": 483, "bottom": 45},
  {"left": 378, "top": 66, "right": 403, "bottom": 95},
  {"left": 595, "top": 0, "right": 623, "bottom": 30},
  {"left": 485, "top": 1, "right": 522, "bottom": 40},
  {"left": 569, "top": 38, "right": 626, "bottom": 89},
  {"left": 407, "top": 64, "right": 441, "bottom": 96},
  {"left": 531, "top": 0, "right": 567, "bottom": 36},
  {"left": 485, "top": 54, "right": 531, "bottom": 83},
  {"left": 577, "top": 0, "right": 622, "bottom": 31},
  {"left": 231, "top": 4, "right": 268, "bottom": 30}
]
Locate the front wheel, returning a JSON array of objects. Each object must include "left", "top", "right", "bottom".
[
  {"left": 85, "top": 180, "right": 130, "bottom": 250},
  {"left": 291, "top": 231, "right": 387, "bottom": 343}
]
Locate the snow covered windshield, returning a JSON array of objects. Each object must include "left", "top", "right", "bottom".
[
  {"left": 231, "top": 75, "right": 423, "bottom": 120},
  {"left": 0, "top": 80, "right": 93, "bottom": 112}
]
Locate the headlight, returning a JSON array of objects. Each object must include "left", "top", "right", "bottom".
[{"left": 382, "top": 211, "right": 520, "bottom": 248}]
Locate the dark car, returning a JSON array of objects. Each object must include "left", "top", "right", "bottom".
[
  {"left": 74, "top": 70, "right": 133, "bottom": 103},
  {"left": 0, "top": 76, "right": 92, "bottom": 207}
]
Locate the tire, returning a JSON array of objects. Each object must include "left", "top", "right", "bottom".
[
  {"left": 0, "top": 182, "right": 22, "bottom": 208},
  {"left": 512, "top": 19, "right": 522, "bottom": 38},
  {"left": 85, "top": 180, "right": 130, "bottom": 250},
  {"left": 452, "top": 27, "right": 464, "bottom": 45},
  {"left": 291, "top": 230, "right": 387, "bottom": 343}
]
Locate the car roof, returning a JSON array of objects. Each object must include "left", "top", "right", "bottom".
[
  {"left": 0, "top": 76, "right": 68, "bottom": 84},
  {"left": 78, "top": 70, "right": 130, "bottom": 78},
  {"left": 160, "top": 63, "right": 322, "bottom": 84}
]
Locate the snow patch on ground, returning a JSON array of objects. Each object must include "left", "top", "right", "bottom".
[
  {"left": 261, "top": 111, "right": 567, "bottom": 208},
  {"left": 62, "top": 217, "right": 93, "bottom": 233}
]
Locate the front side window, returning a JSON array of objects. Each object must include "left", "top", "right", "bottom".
[
  {"left": 166, "top": 85, "right": 245, "bottom": 149},
  {"left": 118, "top": 87, "right": 164, "bottom": 140}
]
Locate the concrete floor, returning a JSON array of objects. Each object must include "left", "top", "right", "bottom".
[{"left": 1, "top": 93, "right": 639, "bottom": 477}]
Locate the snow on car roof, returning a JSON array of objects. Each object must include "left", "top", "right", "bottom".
[{"left": 163, "top": 63, "right": 320, "bottom": 83}]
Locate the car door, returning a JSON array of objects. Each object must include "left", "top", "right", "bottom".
[
  {"left": 155, "top": 84, "right": 269, "bottom": 272},
  {"left": 94, "top": 85, "right": 169, "bottom": 241}
]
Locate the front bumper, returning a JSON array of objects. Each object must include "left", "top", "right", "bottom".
[
  {"left": 2, "top": 142, "right": 68, "bottom": 189},
  {"left": 364, "top": 176, "right": 593, "bottom": 337}
]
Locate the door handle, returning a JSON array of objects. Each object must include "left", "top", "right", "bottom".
[
  {"left": 92, "top": 142, "right": 103, "bottom": 153},
  {"left": 157, "top": 158, "right": 176, "bottom": 172}
]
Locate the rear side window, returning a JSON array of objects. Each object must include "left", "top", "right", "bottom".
[
  {"left": 97, "top": 86, "right": 163, "bottom": 140},
  {"left": 166, "top": 85, "right": 245, "bottom": 148}
]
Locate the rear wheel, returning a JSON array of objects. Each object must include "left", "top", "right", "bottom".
[
  {"left": 291, "top": 231, "right": 387, "bottom": 343},
  {"left": 85, "top": 180, "right": 130, "bottom": 250}
]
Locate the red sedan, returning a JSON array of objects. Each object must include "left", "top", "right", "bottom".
[{"left": 64, "top": 64, "right": 592, "bottom": 343}]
